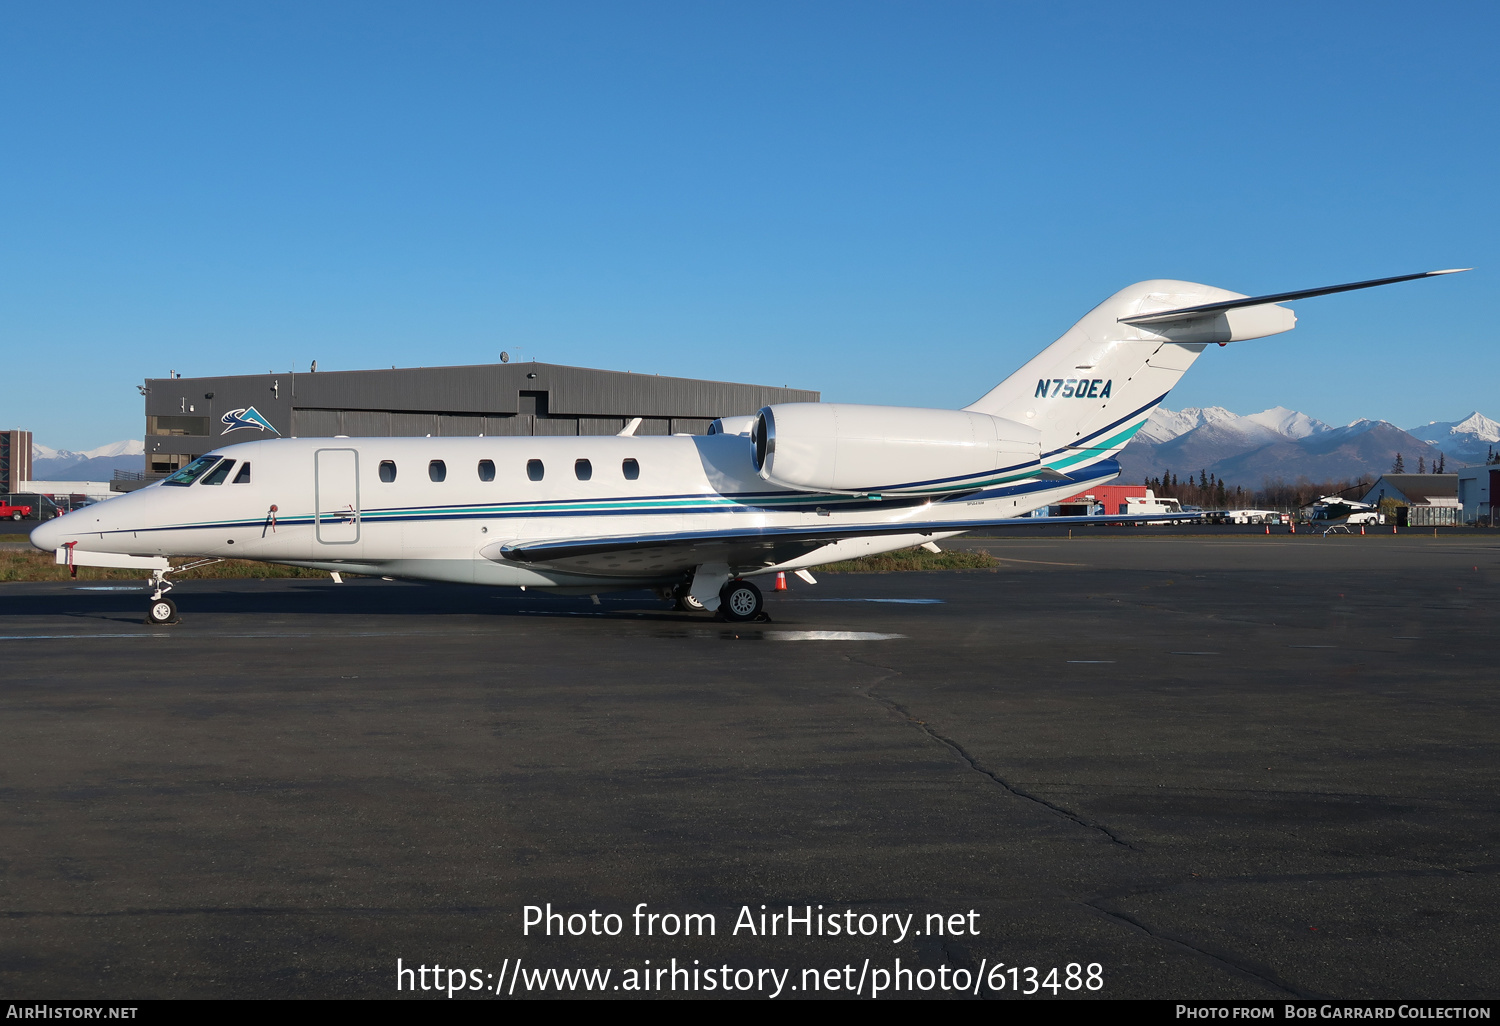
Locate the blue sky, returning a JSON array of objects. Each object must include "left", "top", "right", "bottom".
[{"left": 3, "top": 1, "right": 1495, "bottom": 449}]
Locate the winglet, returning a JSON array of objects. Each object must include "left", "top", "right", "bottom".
[{"left": 617, "top": 417, "right": 643, "bottom": 437}]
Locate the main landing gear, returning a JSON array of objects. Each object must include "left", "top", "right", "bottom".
[
  {"left": 668, "top": 577, "right": 766, "bottom": 620},
  {"left": 718, "top": 578, "right": 764, "bottom": 622},
  {"left": 672, "top": 584, "right": 707, "bottom": 612},
  {"left": 143, "top": 559, "right": 223, "bottom": 625}
]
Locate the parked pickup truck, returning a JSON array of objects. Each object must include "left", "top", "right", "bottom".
[{"left": 1, "top": 500, "right": 34, "bottom": 521}]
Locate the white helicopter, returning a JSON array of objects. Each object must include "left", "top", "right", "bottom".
[{"left": 32, "top": 269, "right": 1465, "bottom": 624}]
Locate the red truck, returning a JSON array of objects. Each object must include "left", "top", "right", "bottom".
[{"left": 1, "top": 500, "right": 34, "bottom": 521}]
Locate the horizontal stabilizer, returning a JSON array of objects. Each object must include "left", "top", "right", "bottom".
[{"left": 1119, "top": 269, "right": 1470, "bottom": 326}]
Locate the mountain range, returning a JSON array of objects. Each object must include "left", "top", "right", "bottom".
[
  {"left": 1119, "top": 407, "right": 1497, "bottom": 486},
  {"left": 1406, "top": 412, "right": 1500, "bottom": 466},
  {"left": 30, "top": 440, "right": 145, "bottom": 481}
]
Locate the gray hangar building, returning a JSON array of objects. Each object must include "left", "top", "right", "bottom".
[{"left": 138, "top": 362, "right": 819, "bottom": 481}]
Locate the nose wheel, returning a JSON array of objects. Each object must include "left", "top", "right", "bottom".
[{"left": 146, "top": 597, "right": 179, "bottom": 625}]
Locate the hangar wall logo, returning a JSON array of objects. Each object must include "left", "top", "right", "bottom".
[{"left": 220, "top": 406, "right": 279, "bottom": 435}]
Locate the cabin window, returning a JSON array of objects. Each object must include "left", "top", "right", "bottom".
[
  {"left": 429, "top": 460, "right": 447, "bottom": 482},
  {"left": 575, "top": 458, "right": 592, "bottom": 481},
  {"left": 200, "top": 460, "right": 235, "bottom": 486},
  {"left": 232, "top": 462, "right": 251, "bottom": 484},
  {"left": 527, "top": 459, "right": 544, "bottom": 481},
  {"left": 622, "top": 458, "right": 640, "bottom": 481},
  {"left": 163, "top": 455, "right": 221, "bottom": 487},
  {"left": 379, "top": 460, "right": 397, "bottom": 483},
  {"left": 478, "top": 459, "right": 495, "bottom": 482}
]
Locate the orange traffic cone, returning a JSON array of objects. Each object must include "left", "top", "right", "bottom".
[
  {"left": 775, "top": 572, "right": 787, "bottom": 591},
  {"left": 1360, "top": 525, "right": 1365, "bottom": 535},
  {"left": 1264, "top": 524, "right": 1270, "bottom": 535}
]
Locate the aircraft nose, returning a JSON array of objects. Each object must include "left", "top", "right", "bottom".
[{"left": 29, "top": 516, "right": 64, "bottom": 552}]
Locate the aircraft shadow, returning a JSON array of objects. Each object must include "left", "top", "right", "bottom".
[{"left": 0, "top": 581, "right": 706, "bottom": 624}]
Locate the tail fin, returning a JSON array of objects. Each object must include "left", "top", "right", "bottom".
[
  {"left": 964, "top": 279, "right": 1280, "bottom": 476},
  {"left": 965, "top": 270, "right": 1467, "bottom": 478}
]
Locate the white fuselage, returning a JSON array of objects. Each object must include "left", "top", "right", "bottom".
[{"left": 36, "top": 432, "right": 1095, "bottom": 588}]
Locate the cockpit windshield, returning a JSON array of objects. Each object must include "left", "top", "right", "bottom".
[
  {"left": 200, "top": 460, "right": 236, "bottom": 486},
  {"left": 163, "top": 455, "right": 223, "bottom": 487}
]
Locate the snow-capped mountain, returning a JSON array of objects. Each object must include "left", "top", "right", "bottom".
[
  {"left": 1407, "top": 412, "right": 1500, "bottom": 465},
  {"left": 30, "top": 440, "right": 145, "bottom": 480},
  {"left": 1119, "top": 407, "right": 1453, "bottom": 486},
  {"left": 1134, "top": 406, "right": 1267, "bottom": 444},
  {"left": 1138, "top": 405, "right": 1334, "bottom": 445},
  {"left": 1244, "top": 406, "right": 1330, "bottom": 440}
]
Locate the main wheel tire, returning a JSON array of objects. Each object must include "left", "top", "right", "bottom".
[
  {"left": 146, "top": 597, "right": 178, "bottom": 625},
  {"left": 672, "top": 583, "right": 707, "bottom": 612},
  {"left": 718, "top": 579, "right": 763, "bottom": 622}
]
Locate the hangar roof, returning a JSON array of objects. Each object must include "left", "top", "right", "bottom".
[
  {"left": 145, "top": 361, "right": 818, "bottom": 420},
  {"left": 1361, "top": 473, "right": 1459, "bottom": 506}
]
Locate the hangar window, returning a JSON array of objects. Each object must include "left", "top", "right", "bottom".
[
  {"left": 163, "top": 455, "right": 221, "bottom": 487},
  {"left": 478, "top": 459, "right": 495, "bottom": 482},
  {"left": 527, "top": 459, "right": 544, "bottom": 481},
  {"left": 232, "top": 462, "right": 251, "bottom": 484},
  {"left": 379, "top": 460, "right": 397, "bottom": 483},
  {"left": 200, "top": 460, "right": 236, "bottom": 486},
  {"left": 574, "top": 458, "right": 592, "bottom": 481},
  {"left": 429, "top": 460, "right": 446, "bottom": 482},
  {"left": 622, "top": 458, "right": 640, "bottom": 481}
]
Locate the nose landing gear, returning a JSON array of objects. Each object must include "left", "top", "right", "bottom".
[{"left": 143, "top": 559, "right": 223, "bottom": 625}]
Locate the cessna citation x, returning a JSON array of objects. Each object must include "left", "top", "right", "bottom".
[{"left": 32, "top": 269, "right": 1466, "bottom": 625}]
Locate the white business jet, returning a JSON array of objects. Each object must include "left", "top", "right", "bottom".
[{"left": 32, "top": 270, "right": 1466, "bottom": 624}]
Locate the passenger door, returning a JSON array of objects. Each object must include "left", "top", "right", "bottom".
[{"left": 315, "top": 448, "right": 360, "bottom": 545}]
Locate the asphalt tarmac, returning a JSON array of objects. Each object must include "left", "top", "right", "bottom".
[{"left": 1, "top": 533, "right": 1497, "bottom": 1000}]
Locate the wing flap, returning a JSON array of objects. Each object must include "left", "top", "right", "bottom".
[{"left": 484, "top": 513, "right": 1199, "bottom": 577}]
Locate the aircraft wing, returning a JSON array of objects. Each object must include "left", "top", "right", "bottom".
[{"left": 485, "top": 512, "right": 1199, "bottom": 578}]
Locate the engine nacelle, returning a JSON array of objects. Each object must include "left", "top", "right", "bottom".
[{"left": 752, "top": 403, "right": 1043, "bottom": 495}]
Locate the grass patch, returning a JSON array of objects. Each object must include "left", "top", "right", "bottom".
[
  {"left": 0, "top": 550, "right": 335, "bottom": 583},
  {"left": 816, "top": 546, "right": 998, "bottom": 573},
  {"left": 0, "top": 534, "right": 32, "bottom": 543}
]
